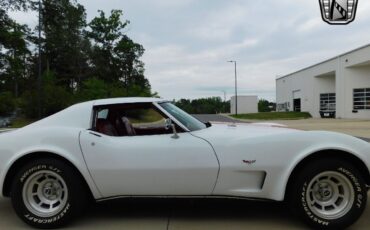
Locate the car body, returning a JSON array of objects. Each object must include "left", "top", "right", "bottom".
[{"left": 0, "top": 97, "right": 369, "bottom": 229}]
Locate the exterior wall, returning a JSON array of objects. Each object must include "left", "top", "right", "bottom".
[
  {"left": 276, "top": 59, "right": 337, "bottom": 118},
  {"left": 276, "top": 44, "right": 370, "bottom": 119},
  {"left": 341, "top": 66, "right": 370, "bottom": 119},
  {"left": 230, "top": 96, "right": 258, "bottom": 114}
]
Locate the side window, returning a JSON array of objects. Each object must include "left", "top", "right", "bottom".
[
  {"left": 124, "top": 108, "right": 166, "bottom": 129},
  {"left": 94, "top": 103, "right": 175, "bottom": 137}
]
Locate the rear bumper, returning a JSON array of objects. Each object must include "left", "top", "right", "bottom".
[{"left": 319, "top": 111, "right": 335, "bottom": 118}]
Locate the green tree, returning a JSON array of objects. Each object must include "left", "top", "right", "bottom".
[
  {"left": 87, "top": 10, "right": 152, "bottom": 95},
  {"left": 75, "top": 78, "right": 109, "bottom": 101},
  {"left": 175, "top": 97, "right": 229, "bottom": 114},
  {"left": 2, "top": 1, "right": 156, "bottom": 119},
  {"left": 41, "top": 0, "right": 90, "bottom": 89},
  {"left": 0, "top": 0, "right": 31, "bottom": 11},
  {"left": 0, "top": 91, "right": 16, "bottom": 115},
  {"left": 175, "top": 99, "right": 193, "bottom": 113},
  {"left": 0, "top": 8, "right": 30, "bottom": 98},
  {"left": 258, "top": 99, "right": 272, "bottom": 112},
  {"left": 87, "top": 10, "right": 129, "bottom": 82},
  {"left": 20, "top": 71, "right": 72, "bottom": 118}
]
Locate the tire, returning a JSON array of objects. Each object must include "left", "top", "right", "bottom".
[
  {"left": 10, "top": 158, "right": 88, "bottom": 228},
  {"left": 289, "top": 158, "right": 367, "bottom": 229}
]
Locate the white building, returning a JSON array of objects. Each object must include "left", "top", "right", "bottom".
[
  {"left": 276, "top": 44, "right": 370, "bottom": 119},
  {"left": 230, "top": 95, "right": 258, "bottom": 114}
]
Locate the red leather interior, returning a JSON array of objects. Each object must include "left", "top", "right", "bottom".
[
  {"left": 96, "top": 113, "right": 171, "bottom": 137},
  {"left": 121, "top": 117, "right": 136, "bottom": 136},
  {"left": 96, "top": 119, "right": 118, "bottom": 136}
]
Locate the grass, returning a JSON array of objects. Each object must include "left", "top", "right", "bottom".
[
  {"left": 9, "top": 117, "right": 36, "bottom": 128},
  {"left": 231, "top": 112, "right": 312, "bottom": 120}
]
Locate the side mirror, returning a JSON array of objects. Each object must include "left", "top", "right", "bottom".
[
  {"left": 164, "top": 118, "right": 172, "bottom": 130},
  {"left": 165, "top": 118, "right": 179, "bottom": 139}
]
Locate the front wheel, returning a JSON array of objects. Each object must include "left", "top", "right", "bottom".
[
  {"left": 289, "top": 158, "right": 367, "bottom": 229},
  {"left": 11, "top": 158, "right": 88, "bottom": 228}
]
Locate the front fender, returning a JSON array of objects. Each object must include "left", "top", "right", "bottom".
[{"left": 271, "top": 131, "right": 370, "bottom": 201}]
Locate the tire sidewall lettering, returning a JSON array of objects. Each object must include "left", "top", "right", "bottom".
[
  {"left": 24, "top": 203, "right": 70, "bottom": 224},
  {"left": 20, "top": 164, "right": 62, "bottom": 183},
  {"left": 20, "top": 165, "right": 46, "bottom": 183},
  {"left": 19, "top": 163, "right": 69, "bottom": 225},
  {"left": 300, "top": 167, "right": 365, "bottom": 227},
  {"left": 301, "top": 182, "right": 330, "bottom": 226},
  {"left": 337, "top": 167, "right": 363, "bottom": 209}
]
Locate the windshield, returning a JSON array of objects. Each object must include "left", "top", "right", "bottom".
[{"left": 159, "top": 102, "right": 207, "bottom": 131}]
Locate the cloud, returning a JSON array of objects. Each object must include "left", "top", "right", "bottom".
[
  {"left": 144, "top": 38, "right": 258, "bottom": 66},
  {"left": 7, "top": 0, "right": 370, "bottom": 102},
  {"left": 297, "top": 17, "right": 322, "bottom": 33},
  {"left": 188, "top": 3, "right": 250, "bottom": 41},
  {"left": 142, "top": 0, "right": 196, "bottom": 8},
  {"left": 357, "top": 1, "right": 370, "bottom": 17}
]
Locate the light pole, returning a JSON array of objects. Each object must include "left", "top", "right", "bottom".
[
  {"left": 221, "top": 90, "right": 226, "bottom": 113},
  {"left": 228, "top": 60, "right": 238, "bottom": 115},
  {"left": 37, "top": 0, "right": 42, "bottom": 118},
  {"left": 221, "top": 90, "right": 226, "bottom": 102}
]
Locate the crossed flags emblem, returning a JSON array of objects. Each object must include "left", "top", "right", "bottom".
[{"left": 319, "top": 0, "right": 358, "bottom": 24}]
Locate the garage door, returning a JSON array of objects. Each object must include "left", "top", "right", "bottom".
[{"left": 293, "top": 90, "right": 301, "bottom": 99}]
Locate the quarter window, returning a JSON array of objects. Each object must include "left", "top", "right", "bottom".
[
  {"left": 97, "top": 109, "right": 108, "bottom": 119},
  {"left": 353, "top": 88, "right": 370, "bottom": 110}
]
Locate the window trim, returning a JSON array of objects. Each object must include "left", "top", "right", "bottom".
[
  {"left": 90, "top": 102, "right": 188, "bottom": 135},
  {"left": 353, "top": 88, "right": 370, "bottom": 110},
  {"left": 153, "top": 102, "right": 190, "bottom": 132},
  {"left": 320, "top": 93, "right": 336, "bottom": 112}
]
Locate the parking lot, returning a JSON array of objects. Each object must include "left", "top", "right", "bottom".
[
  {"left": 263, "top": 118, "right": 370, "bottom": 140},
  {"left": 0, "top": 195, "right": 369, "bottom": 230},
  {"left": 194, "top": 115, "right": 370, "bottom": 141}
]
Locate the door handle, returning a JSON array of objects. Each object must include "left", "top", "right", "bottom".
[{"left": 89, "top": 131, "right": 102, "bottom": 137}]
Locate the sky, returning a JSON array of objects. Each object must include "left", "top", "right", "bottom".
[{"left": 8, "top": 0, "right": 370, "bottom": 101}]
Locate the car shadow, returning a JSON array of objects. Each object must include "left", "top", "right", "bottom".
[
  {"left": 73, "top": 198, "right": 307, "bottom": 229},
  {"left": 1, "top": 196, "right": 369, "bottom": 229}
]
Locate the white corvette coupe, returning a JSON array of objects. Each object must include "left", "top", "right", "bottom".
[{"left": 0, "top": 98, "right": 369, "bottom": 229}]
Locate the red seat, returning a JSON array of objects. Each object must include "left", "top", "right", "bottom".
[
  {"left": 96, "top": 119, "right": 118, "bottom": 136},
  {"left": 121, "top": 117, "right": 136, "bottom": 136}
]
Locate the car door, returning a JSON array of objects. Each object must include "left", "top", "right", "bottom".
[{"left": 79, "top": 104, "right": 219, "bottom": 198}]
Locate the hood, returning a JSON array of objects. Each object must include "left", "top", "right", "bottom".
[{"left": 191, "top": 122, "right": 301, "bottom": 142}]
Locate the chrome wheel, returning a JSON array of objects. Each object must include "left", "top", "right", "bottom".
[
  {"left": 306, "top": 171, "right": 354, "bottom": 220},
  {"left": 22, "top": 170, "right": 68, "bottom": 218}
]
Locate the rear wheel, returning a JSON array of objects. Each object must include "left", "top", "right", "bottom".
[
  {"left": 289, "top": 158, "right": 367, "bottom": 229},
  {"left": 11, "top": 158, "right": 87, "bottom": 228}
]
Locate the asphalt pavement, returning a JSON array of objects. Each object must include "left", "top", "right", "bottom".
[
  {"left": 192, "top": 114, "right": 370, "bottom": 143},
  {"left": 192, "top": 114, "right": 246, "bottom": 123},
  {"left": 0, "top": 195, "right": 369, "bottom": 229}
]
